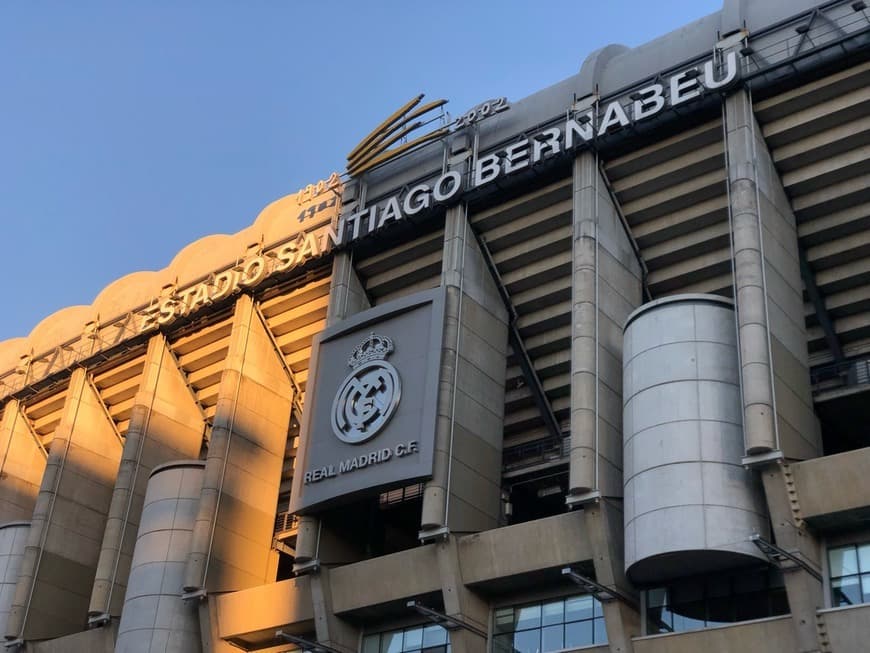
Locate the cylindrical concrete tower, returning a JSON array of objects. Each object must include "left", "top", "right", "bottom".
[
  {"left": 622, "top": 294, "right": 768, "bottom": 584},
  {"left": 0, "top": 523, "right": 29, "bottom": 639},
  {"left": 115, "top": 461, "right": 204, "bottom": 653}
]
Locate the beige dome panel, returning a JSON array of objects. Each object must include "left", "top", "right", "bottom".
[
  {"left": 254, "top": 194, "right": 301, "bottom": 247},
  {"left": 28, "top": 305, "right": 97, "bottom": 357},
  {"left": 92, "top": 270, "right": 168, "bottom": 321},
  {"left": 0, "top": 338, "right": 30, "bottom": 376},
  {"left": 167, "top": 234, "right": 246, "bottom": 289}
]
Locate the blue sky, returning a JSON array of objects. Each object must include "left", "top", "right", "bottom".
[{"left": 0, "top": 1, "right": 721, "bottom": 342}]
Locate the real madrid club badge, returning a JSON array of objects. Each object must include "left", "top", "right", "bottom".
[{"left": 331, "top": 333, "right": 401, "bottom": 445}]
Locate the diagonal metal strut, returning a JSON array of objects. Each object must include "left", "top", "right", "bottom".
[{"left": 475, "top": 233, "right": 563, "bottom": 446}]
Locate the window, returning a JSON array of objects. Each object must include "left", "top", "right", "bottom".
[
  {"left": 362, "top": 624, "right": 450, "bottom": 653},
  {"left": 645, "top": 568, "right": 789, "bottom": 634},
  {"left": 829, "top": 542, "right": 870, "bottom": 607},
  {"left": 492, "top": 594, "right": 606, "bottom": 653}
]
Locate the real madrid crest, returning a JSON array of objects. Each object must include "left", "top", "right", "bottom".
[{"left": 331, "top": 333, "right": 401, "bottom": 445}]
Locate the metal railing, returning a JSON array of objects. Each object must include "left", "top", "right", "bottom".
[
  {"left": 811, "top": 357, "right": 870, "bottom": 390},
  {"left": 503, "top": 435, "right": 570, "bottom": 471},
  {"left": 274, "top": 511, "right": 299, "bottom": 535}
]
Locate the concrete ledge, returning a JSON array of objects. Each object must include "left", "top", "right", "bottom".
[
  {"left": 632, "top": 614, "right": 795, "bottom": 653},
  {"left": 329, "top": 544, "right": 441, "bottom": 614},
  {"left": 215, "top": 575, "right": 314, "bottom": 647},
  {"left": 791, "top": 445, "right": 870, "bottom": 528},
  {"left": 459, "top": 511, "right": 592, "bottom": 589},
  {"left": 819, "top": 603, "right": 870, "bottom": 652}
]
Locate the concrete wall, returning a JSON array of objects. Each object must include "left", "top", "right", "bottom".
[
  {"left": 421, "top": 205, "right": 509, "bottom": 534},
  {"left": 569, "top": 153, "right": 643, "bottom": 499},
  {"left": 185, "top": 295, "right": 293, "bottom": 593},
  {"left": 0, "top": 402, "right": 46, "bottom": 524},
  {"left": 7, "top": 368, "right": 123, "bottom": 641},
  {"left": 725, "top": 90, "right": 820, "bottom": 460},
  {"left": 90, "top": 334, "right": 205, "bottom": 619}
]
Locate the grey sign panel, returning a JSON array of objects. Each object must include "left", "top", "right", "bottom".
[{"left": 290, "top": 287, "right": 445, "bottom": 513}]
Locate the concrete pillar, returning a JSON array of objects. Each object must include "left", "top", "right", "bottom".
[
  {"left": 0, "top": 400, "right": 47, "bottom": 523},
  {"left": 724, "top": 89, "right": 820, "bottom": 460},
  {"left": 184, "top": 294, "right": 293, "bottom": 594},
  {"left": 437, "top": 537, "right": 488, "bottom": 653},
  {"left": 568, "top": 152, "right": 642, "bottom": 500},
  {"left": 294, "top": 251, "right": 369, "bottom": 568},
  {"left": 584, "top": 501, "right": 639, "bottom": 653},
  {"left": 725, "top": 88, "right": 824, "bottom": 653},
  {"left": 89, "top": 334, "right": 205, "bottom": 621},
  {"left": 420, "top": 205, "right": 508, "bottom": 536},
  {"left": 7, "top": 367, "right": 123, "bottom": 641},
  {"left": 294, "top": 251, "right": 368, "bottom": 653},
  {"left": 761, "top": 464, "right": 824, "bottom": 653},
  {"left": 569, "top": 153, "right": 643, "bottom": 651},
  {"left": 310, "top": 568, "right": 358, "bottom": 653}
]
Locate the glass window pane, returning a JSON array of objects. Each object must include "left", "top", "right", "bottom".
[
  {"left": 829, "top": 546, "right": 859, "bottom": 577},
  {"left": 647, "top": 588, "right": 668, "bottom": 608},
  {"left": 565, "top": 619, "right": 594, "bottom": 648},
  {"left": 380, "top": 631, "right": 403, "bottom": 653},
  {"left": 706, "top": 595, "right": 733, "bottom": 625},
  {"left": 735, "top": 591, "right": 768, "bottom": 622},
  {"left": 363, "top": 635, "right": 380, "bottom": 653},
  {"left": 422, "top": 626, "right": 446, "bottom": 647},
  {"left": 593, "top": 596, "right": 604, "bottom": 618},
  {"left": 565, "top": 595, "right": 594, "bottom": 622},
  {"left": 770, "top": 587, "right": 790, "bottom": 616},
  {"left": 515, "top": 604, "right": 541, "bottom": 631},
  {"left": 593, "top": 617, "right": 608, "bottom": 644},
  {"left": 542, "top": 599, "right": 564, "bottom": 626},
  {"left": 541, "top": 624, "right": 563, "bottom": 652},
  {"left": 833, "top": 576, "right": 862, "bottom": 607},
  {"left": 403, "top": 627, "right": 423, "bottom": 651},
  {"left": 647, "top": 604, "right": 673, "bottom": 634},
  {"left": 512, "top": 628, "right": 540, "bottom": 653},
  {"left": 862, "top": 574, "right": 870, "bottom": 604},
  {"left": 494, "top": 607, "right": 515, "bottom": 634},
  {"left": 858, "top": 544, "right": 870, "bottom": 573},
  {"left": 492, "top": 633, "right": 514, "bottom": 653},
  {"left": 672, "top": 604, "right": 705, "bottom": 633}
]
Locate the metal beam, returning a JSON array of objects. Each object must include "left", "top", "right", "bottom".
[
  {"left": 798, "top": 245, "right": 844, "bottom": 362},
  {"left": 475, "top": 234, "right": 563, "bottom": 446},
  {"left": 561, "top": 568, "right": 639, "bottom": 610},
  {"left": 276, "top": 631, "right": 346, "bottom": 653},
  {"left": 750, "top": 534, "right": 822, "bottom": 582},
  {"left": 406, "top": 601, "right": 487, "bottom": 639}
]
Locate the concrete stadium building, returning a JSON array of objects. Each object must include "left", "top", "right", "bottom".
[{"left": 1, "top": 0, "right": 870, "bottom": 651}]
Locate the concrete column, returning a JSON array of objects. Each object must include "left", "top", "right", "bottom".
[
  {"left": 569, "top": 152, "right": 642, "bottom": 500},
  {"left": 0, "top": 400, "right": 47, "bottom": 523},
  {"left": 89, "top": 334, "right": 205, "bottom": 621},
  {"left": 584, "top": 501, "right": 639, "bottom": 653},
  {"left": 761, "top": 464, "right": 824, "bottom": 653},
  {"left": 7, "top": 367, "right": 123, "bottom": 641},
  {"left": 569, "top": 153, "right": 642, "bottom": 651},
  {"left": 294, "top": 251, "right": 369, "bottom": 568},
  {"left": 420, "top": 204, "right": 508, "bottom": 535},
  {"left": 724, "top": 90, "right": 820, "bottom": 460},
  {"left": 310, "top": 568, "right": 358, "bottom": 653},
  {"left": 437, "top": 537, "right": 488, "bottom": 653},
  {"left": 184, "top": 294, "right": 293, "bottom": 594},
  {"left": 725, "top": 89, "right": 824, "bottom": 651}
]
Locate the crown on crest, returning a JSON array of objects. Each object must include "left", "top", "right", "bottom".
[{"left": 347, "top": 333, "right": 394, "bottom": 369}]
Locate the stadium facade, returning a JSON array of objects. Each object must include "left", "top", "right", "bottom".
[{"left": 1, "top": 0, "right": 869, "bottom": 651}]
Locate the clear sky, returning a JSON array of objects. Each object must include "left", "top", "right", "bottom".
[{"left": 0, "top": 0, "right": 721, "bottom": 342}]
